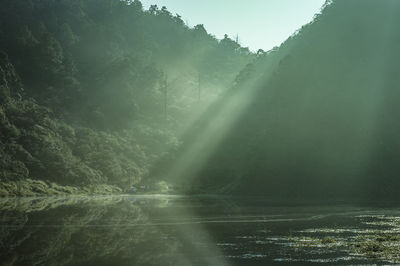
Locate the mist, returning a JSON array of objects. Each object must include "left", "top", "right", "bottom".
[{"left": 1, "top": 0, "right": 400, "bottom": 265}]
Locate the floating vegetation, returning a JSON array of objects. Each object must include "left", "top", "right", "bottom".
[
  {"left": 351, "top": 234, "right": 400, "bottom": 263},
  {"left": 269, "top": 215, "right": 400, "bottom": 264}
]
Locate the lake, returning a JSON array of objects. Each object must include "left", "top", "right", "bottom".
[{"left": 1, "top": 195, "right": 399, "bottom": 265}]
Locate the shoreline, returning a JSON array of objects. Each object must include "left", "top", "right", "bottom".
[{"left": 0, "top": 178, "right": 123, "bottom": 197}]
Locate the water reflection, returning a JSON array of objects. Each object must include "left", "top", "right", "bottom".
[{"left": 0, "top": 196, "right": 399, "bottom": 265}]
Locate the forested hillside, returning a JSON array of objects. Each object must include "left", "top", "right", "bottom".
[
  {"left": 0, "top": 0, "right": 254, "bottom": 195},
  {"left": 178, "top": 0, "right": 400, "bottom": 199},
  {"left": 5, "top": 0, "right": 397, "bottom": 200}
]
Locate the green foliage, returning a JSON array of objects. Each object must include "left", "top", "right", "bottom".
[{"left": 0, "top": 0, "right": 253, "bottom": 127}]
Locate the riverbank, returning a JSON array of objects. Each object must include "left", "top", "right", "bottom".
[{"left": 0, "top": 179, "right": 122, "bottom": 197}]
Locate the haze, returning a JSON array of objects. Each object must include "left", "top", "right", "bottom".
[{"left": 141, "top": 0, "right": 326, "bottom": 51}]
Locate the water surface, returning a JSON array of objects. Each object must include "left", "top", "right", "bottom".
[{"left": 1, "top": 196, "right": 399, "bottom": 265}]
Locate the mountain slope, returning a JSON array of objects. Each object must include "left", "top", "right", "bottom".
[{"left": 187, "top": 0, "right": 400, "bottom": 199}]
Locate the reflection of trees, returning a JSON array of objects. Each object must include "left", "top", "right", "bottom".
[{"left": 0, "top": 197, "right": 180, "bottom": 266}]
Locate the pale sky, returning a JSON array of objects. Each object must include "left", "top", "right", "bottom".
[{"left": 140, "top": 0, "right": 326, "bottom": 51}]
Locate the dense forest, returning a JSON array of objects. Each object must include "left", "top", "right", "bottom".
[
  {"left": 2, "top": 0, "right": 400, "bottom": 200},
  {"left": 175, "top": 0, "right": 400, "bottom": 199},
  {"left": 0, "top": 0, "right": 254, "bottom": 195}
]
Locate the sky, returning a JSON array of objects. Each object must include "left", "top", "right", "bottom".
[{"left": 140, "top": 0, "right": 326, "bottom": 52}]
